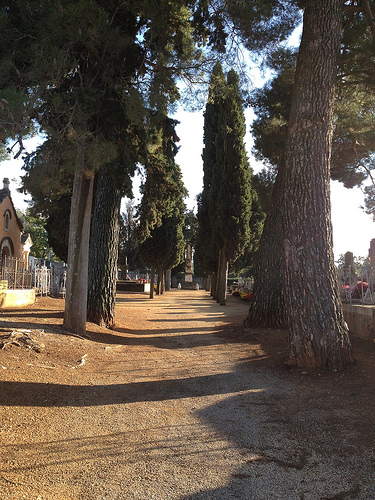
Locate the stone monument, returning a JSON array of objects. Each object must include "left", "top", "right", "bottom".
[
  {"left": 182, "top": 242, "right": 195, "bottom": 289},
  {"left": 344, "top": 251, "right": 354, "bottom": 271}
]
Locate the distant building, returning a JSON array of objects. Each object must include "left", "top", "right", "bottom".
[{"left": 0, "top": 178, "right": 32, "bottom": 260}]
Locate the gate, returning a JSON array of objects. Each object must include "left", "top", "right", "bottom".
[{"left": 0, "top": 256, "right": 32, "bottom": 289}]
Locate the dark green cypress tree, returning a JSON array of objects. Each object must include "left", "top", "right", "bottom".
[
  {"left": 195, "top": 63, "right": 226, "bottom": 298},
  {"left": 138, "top": 117, "right": 187, "bottom": 299},
  {"left": 213, "top": 69, "right": 252, "bottom": 305},
  {"left": 197, "top": 64, "right": 252, "bottom": 305}
]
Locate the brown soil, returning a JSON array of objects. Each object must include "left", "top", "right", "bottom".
[{"left": 0, "top": 290, "right": 374, "bottom": 499}]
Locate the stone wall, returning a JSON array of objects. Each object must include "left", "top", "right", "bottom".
[
  {"left": 342, "top": 303, "right": 375, "bottom": 340},
  {"left": 0, "top": 288, "right": 35, "bottom": 308}
]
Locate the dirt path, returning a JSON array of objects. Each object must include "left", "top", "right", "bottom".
[{"left": 0, "top": 290, "right": 374, "bottom": 499}]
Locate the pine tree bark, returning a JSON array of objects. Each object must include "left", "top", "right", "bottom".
[
  {"left": 87, "top": 166, "right": 121, "bottom": 328},
  {"left": 63, "top": 167, "right": 94, "bottom": 335},
  {"left": 245, "top": 169, "right": 286, "bottom": 328},
  {"left": 283, "top": 0, "right": 353, "bottom": 370}
]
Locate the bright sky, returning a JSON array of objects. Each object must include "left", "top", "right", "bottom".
[{"left": 0, "top": 108, "right": 373, "bottom": 262}]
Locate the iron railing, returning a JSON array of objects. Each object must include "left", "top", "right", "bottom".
[
  {"left": 338, "top": 265, "right": 375, "bottom": 305},
  {"left": 0, "top": 256, "right": 32, "bottom": 289},
  {"left": 0, "top": 256, "right": 67, "bottom": 297},
  {"left": 29, "top": 258, "right": 67, "bottom": 297}
]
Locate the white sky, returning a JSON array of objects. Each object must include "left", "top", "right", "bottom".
[{"left": 0, "top": 108, "right": 373, "bottom": 262}]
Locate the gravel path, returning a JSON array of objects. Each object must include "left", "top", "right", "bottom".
[{"left": 0, "top": 290, "right": 374, "bottom": 499}]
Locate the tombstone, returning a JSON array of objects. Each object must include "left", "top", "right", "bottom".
[{"left": 344, "top": 251, "right": 354, "bottom": 271}]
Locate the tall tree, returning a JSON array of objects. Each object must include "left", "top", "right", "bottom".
[
  {"left": 86, "top": 164, "right": 128, "bottom": 328},
  {"left": 197, "top": 63, "right": 252, "bottom": 305},
  {"left": 2, "top": 0, "right": 205, "bottom": 334},
  {"left": 212, "top": 69, "right": 252, "bottom": 305},
  {"left": 246, "top": 4, "right": 375, "bottom": 334},
  {"left": 138, "top": 117, "right": 187, "bottom": 299},
  {"left": 281, "top": 0, "right": 352, "bottom": 370},
  {"left": 245, "top": 50, "right": 295, "bottom": 328},
  {"left": 195, "top": 63, "right": 225, "bottom": 298}
]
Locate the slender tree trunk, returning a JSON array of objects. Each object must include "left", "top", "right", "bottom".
[
  {"left": 87, "top": 166, "right": 121, "bottom": 328},
  {"left": 205, "top": 275, "right": 211, "bottom": 291},
  {"left": 283, "top": 0, "right": 353, "bottom": 371},
  {"left": 211, "top": 271, "right": 217, "bottom": 300},
  {"left": 244, "top": 169, "right": 286, "bottom": 329},
  {"left": 149, "top": 267, "right": 155, "bottom": 299},
  {"left": 63, "top": 168, "right": 94, "bottom": 335},
  {"left": 165, "top": 269, "right": 171, "bottom": 290},
  {"left": 156, "top": 269, "right": 165, "bottom": 295},
  {"left": 156, "top": 270, "right": 160, "bottom": 295},
  {"left": 216, "top": 247, "right": 228, "bottom": 305}
]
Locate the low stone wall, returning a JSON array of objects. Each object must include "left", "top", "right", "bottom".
[
  {"left": 342, "top": 303, "right": 375, "bottom": 340},
  {"left": 0, "top": 289, "right": 35, "bottom": 308}
]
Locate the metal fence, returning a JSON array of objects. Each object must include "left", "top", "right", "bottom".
[
  {"left": 0, "top": 256, "right": 32, "bottom": 289},
  {"left": 338, "top": 265, "right": 375, "bottom": 305},
  {"left": 0, "top": 256, "right": 67, "bottom": 297},
  {"left": 29, "top": 257, "right": 67, "bottom": 297}
]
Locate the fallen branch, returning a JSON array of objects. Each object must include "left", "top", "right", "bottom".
[{"left": 0, "top": 330, "right": 44, "bottom": 352}]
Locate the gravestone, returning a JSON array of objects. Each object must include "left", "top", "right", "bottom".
[{"left": 344, "top": 251, "right": 354, "bottom": 271}]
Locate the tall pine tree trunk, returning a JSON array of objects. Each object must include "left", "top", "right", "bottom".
[
  {"left": 244, "top": 169, "right": 286, "bottom": 328},
  {"left": 216, "top": 247, "right": 228, "bottom": 305},
  {"left": 156, "top": 269, "right": 164, "bottom": 295},
  {"left": 63, "top": 167, "right": 94, "bottom": 335},
  {"left": 149, "top": 267, "right": 155, "bottom": 299},
  {"left": 87, "top": 166, "right": 121, "bottom": 328},
  {"left": 283, "top": 0, "right": 353, "bottom": 370}
]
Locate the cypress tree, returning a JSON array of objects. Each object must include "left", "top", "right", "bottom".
[
  {"left": 195, "top": 62, "right": 226, "bottom": 299},
  {"left": 138, "top": 117, "right": 186, "bottom": 299},
  {"left": 197, "top": 64, "right": 252, "bottom": 305},
  {"left": 213, "top": 69, "right": 252, "bottom": 305}
]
